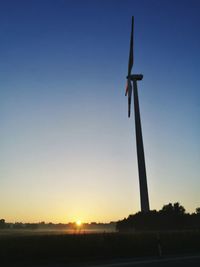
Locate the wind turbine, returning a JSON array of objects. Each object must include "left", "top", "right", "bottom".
[{"left": 125, "top": 16, "right": 150, "bottom": 212}]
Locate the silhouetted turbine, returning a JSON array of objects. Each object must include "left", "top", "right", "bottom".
[{"left": 125, "top": 17, "right": 150, "bottom": 212}]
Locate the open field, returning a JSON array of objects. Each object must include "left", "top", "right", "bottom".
[
  {"left": 0, "top": 230, "right": 200, "bottom": 266},
  {"left": 0, "top": 228, "right": 115, "bottom": 237}
]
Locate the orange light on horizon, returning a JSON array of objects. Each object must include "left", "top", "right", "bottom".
[{"left": 76, "top": 220, "right": 82, "bottom": 227}]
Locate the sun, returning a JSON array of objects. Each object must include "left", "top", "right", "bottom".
[{"left": 76, "top": 220, "right": 82, "bottom": 227}]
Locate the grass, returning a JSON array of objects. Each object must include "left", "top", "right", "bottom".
[{"left": 0, "top": 230, "right": 200, "bottom": 265}]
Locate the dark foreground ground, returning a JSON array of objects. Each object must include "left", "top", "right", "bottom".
[
  {"left": 32, "top": 255, "right": 200, "bottom": 267},
  {"left": 90, "top": 255, "right": 200, "bottom": 267},
  {"left": 0, "top": 230, "right": 200, "bottom": 266}
]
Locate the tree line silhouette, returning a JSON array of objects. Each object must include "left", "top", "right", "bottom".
[
  {"left": 116, "top": 202, "right": 200, "bottom": 232},
  {"left": 1, "top": 203, "right": 200, "bottom": 232}
]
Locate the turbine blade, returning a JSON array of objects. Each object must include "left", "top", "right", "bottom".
[
  {"left": 128, "top": 97, "right": 131, "bottom": 117},
  {"left": 125, "top": 81, "right": 128, "bottom": 96},
  {"left": 128, "top": 80, "right": 132, "bottom": 117},
  {"left": 128, "top": 16, "right": 134, "bottom": 76}
]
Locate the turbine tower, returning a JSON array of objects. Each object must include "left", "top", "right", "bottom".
[{"left": 125, "top": 16, "right": 150, "bottom": 212}]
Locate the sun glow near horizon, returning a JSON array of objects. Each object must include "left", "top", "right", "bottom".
[{"left": 76, "top": 220, "right": 82, "bottom": 227}]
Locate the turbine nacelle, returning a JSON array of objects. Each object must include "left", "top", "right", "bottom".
[{"left": 127, "top": 74, "right": 143, "bottom": 81}]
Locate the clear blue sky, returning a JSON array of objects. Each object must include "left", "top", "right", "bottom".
[{"left": 0, "top": 0, "right": 200, "bottom": 223}]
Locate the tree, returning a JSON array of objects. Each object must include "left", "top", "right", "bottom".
[
  {"left": 161, "top": 203, "right": 174, "bottom": 214},
  {"left": 0, "top": 219, "right": 5, "bottom": 229},
  {"left": 173, "top": 202, "right": 185, "bottom": 215},
  {"left": 196, "top": 207, "right": 200, "bottom": 214},
  {"left": 160, "top": 202, "right": 185, "bottom": 215}
]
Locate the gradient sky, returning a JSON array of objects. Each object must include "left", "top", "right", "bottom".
[{"left": 0, "top": 0, "right": 200, "bottom": 223}]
